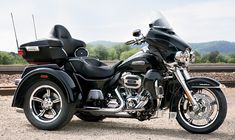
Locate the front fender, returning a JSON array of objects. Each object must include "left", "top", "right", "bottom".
[
  {"left": 170, "top": 77, "right": 222, "bottom": 112},
  {"left": 186, "top": 77, "right": 221, "bottom": 89},
  {"left": 12, "top": 68, "right": 78, "bottom": 108}
]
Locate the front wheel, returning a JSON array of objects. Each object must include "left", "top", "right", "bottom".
[
  {"left": 23, "top": 80, "right": 75, "bottom": 130},
  {"left": 176, "top": 88, "right": 227, "bottom": 134}
]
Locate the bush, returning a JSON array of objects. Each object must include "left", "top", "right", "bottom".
[
  {"left": 0, "top": 51, "right": 27, "bottom": 64},
  {"left": 120, "top": 48, "right": 140, "bottom": 60}
]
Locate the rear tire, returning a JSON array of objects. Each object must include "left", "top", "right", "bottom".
[
  {"left": 23, "top": 80, "right": 75, "bottom": 130},
  {"left": 176, "top": 88, "right": 227, "bottom": 134}
]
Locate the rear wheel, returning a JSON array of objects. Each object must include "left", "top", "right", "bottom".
[
  {"left": 176, "top": 88, "right": 227, "bottom": 134},
  {"left": 75, "top": 112, "right": 105, "bottom": 122},
  {"left": 23, "top": 80, "right": 75, "bottom": 130}
]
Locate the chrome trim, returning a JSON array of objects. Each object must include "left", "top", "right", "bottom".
[
  {"left": 15, "top": 79, "right": 21, "bottom": 86},
  {"left": 191, "top": 86, "right": 221, "bottom": 89},
  {"left": 155, "top": 80, "right": 163, "bottom": 109},
  {"left": 29, "top": 85, "right": 62, "bottom": 123},
  {"left": 177, "top": 88, "right": 219, "bottom": 129},
  {"left": 123, "top": 74, "right": 141, "bottom": 89},
  {"left": 131, "top": 61, "right": 145, "bottom": 65},
  {"left": 182, "top": 68, "right": 190, "bottom": 80},
  {"left": 78, "top": 88, "right": 125, "bottom": 115},
  {"left": 25, "top": 46, "right": 39, "bottom": 52},
  {"left": 69, "top": 62, "right": 77, "bottom": 72},
  {"left": 163, "top": 76, "right": 173, "bottom": 80},
  {"left": 74, "top": 48, "right": 89, "bottom": 57},
  {"left": 174, "top": 67, "right": 198, "bottom": 107},
  {"left": 141, "top": 46, "right": 149, "bottom": 53},
  {"left": 155, "top": 80, "right": 159, "bottom": 96},
  {"left": 133, "top": 97, "right": 149, "bottom": 109},
  {"left": 175, "top": 49, "right": 194, "bottom": 65},
  {"left": 87, "top": 89, "right": 104, "bottom": 100},
  {"left": 124, "top": 108, "right": 145, "bottom": 112},
  {"left": 109, "top": 112, "right": 132, "bottom": 118},
  {"left": 61, "top": 48, "right": 68, "bottom": 57}
]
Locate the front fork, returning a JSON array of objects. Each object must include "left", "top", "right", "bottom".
[{"left": 174, "top": 67, "right": 199, "bottom": 111}]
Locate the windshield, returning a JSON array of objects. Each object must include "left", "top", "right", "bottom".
[{"left": 149, "top": 12, "right": 172, "bottom": 29}]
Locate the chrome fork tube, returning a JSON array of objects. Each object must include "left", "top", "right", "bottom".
[
  {"left": 182, "top": 68, "right": 190, "bottom": 80},
  {"left": 174, "top": 67, "right": 198, "bottom": 107}
]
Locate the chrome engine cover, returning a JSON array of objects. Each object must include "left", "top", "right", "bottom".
[{"left": 122, "top": 74, "right": 141, "bottom": 89}]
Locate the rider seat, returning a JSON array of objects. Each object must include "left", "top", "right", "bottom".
[{"left": 68, "top": 58, "right": 122, "bottom": 79}]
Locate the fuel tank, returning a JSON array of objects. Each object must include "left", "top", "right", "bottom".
[{"left": 117, "top": 51, "right": 165, "bottom": 73}]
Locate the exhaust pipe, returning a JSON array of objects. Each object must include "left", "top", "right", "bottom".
[{"left": 79, "top": 88, "right": 126, "bottom": 116}]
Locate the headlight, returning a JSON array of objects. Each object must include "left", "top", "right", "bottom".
[
  {"left": 190, "top": 51, "right": 195, "bottom": 63},
  {"left": 175, "top": 49, "right": 194, "bottom": 64}
]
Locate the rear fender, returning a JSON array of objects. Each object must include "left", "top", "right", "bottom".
[{"left": 12, "top": 68, "right": 78, "bottom": 108}]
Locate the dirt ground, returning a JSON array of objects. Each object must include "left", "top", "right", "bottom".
[{"left": 0, "top": 88, "right": 235, "bottom": 140}]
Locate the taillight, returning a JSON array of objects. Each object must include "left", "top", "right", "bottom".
[{"left": 18, "top": 49, "right": 24, "bottom": 56}]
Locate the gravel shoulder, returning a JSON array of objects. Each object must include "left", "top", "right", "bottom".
[{"left": 0, "top": 88, "right": 235, "bottom": 140}]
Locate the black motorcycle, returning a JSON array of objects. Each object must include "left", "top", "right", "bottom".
[{"left": 12, "top": 13, "right": 227, "bottom": 134}]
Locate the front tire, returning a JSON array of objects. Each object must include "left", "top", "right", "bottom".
[
  {"left": 23, "top": 80, "right": 75, "bottom": 130},
  {"left": 176, "top": 88, "right": 227, "bottom": 134}
]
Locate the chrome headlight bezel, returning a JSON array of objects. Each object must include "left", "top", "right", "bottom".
[
  {"left": 175, "top": 49, "right": 195, "bottom": 64},
  {"left": 190, "top": 51, "right": 195, "bottom": 63}
]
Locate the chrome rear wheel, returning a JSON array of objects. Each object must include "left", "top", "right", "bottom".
[
  {"left": 29, "top": 85, "right": 62, "bottom": 123},
  {"left": 24, "top": 80, "right": 75, "bottom": 130}
]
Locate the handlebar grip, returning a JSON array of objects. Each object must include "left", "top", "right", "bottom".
[{"left": 125, "top": 40, "right": 135, "bottom": 45}]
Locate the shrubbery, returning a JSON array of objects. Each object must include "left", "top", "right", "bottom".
[
  {"left": 0, "top": 46, "right": 234, "bottom": 64},
  {"left": 87, "top": 44, "right": 140, "bottom": 60},
  {"left": 195, "top": 50, "right": 235, "bottom": 63},
  {"left": 0, "top": 51, "right": 27, "bottom": 65}
]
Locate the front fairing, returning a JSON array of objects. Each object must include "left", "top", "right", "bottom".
[
  {"left": 146, "top": 28, "right": 191, "bottom": 62},
  {"left": 146, "top": 13, "right": 191, "bottom": 62},
  {"left": 146, "top": 28, "right": 190, "bottom": 52}
]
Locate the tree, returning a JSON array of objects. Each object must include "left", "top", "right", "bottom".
[
  {"left": 107, "top": 48, "right": 117, "bottom": 60},
  {"left": 114, "top": 44, "right": 131, "bottom": 59},
  {"left": 216, "top": 55, "right": 226, "bottom": 63},
  {"left": 194, "top": 51, "right": 201, "bottom": 63},
  {"left": 0, "top": 51, "right": 14, "bottom": 64},
  {"left": 93, "top": 45, "right": 108, "bottom": 60},
  {"left": 208, "top": 51, "right": 219, "bottom": 63},
  {"left": 120, "top": 48, "right": 140, "bottom": 60},
  {"left": 227, "top": 54, "right": 235, "bottom": 63}
]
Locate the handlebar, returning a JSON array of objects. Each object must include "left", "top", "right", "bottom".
[
  {"left": 125, "top": 40, "right": 136, "bottom": 45},
  {"left": 125, "top": 37, "right": 145, "bottom": 45}
]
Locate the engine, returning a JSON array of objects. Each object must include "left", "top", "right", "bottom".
[{"left": 120, "top": 73, "right": 152, "bottom": 112}]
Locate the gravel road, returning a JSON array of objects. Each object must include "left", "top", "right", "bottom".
[{"left": 0, "top": 88, "right": 235, "bottom": 140}]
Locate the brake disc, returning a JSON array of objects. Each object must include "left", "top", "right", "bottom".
[{"left": 186, "top": 93, "right": 214, "bottom": 120}]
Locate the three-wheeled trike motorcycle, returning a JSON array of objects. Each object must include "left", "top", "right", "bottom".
[{"left": 12, "top": 13, "right": 227, "bottom": 133}]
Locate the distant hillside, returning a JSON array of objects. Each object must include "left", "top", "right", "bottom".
[
  {"left": 190, "top": 41, "right": 235, "bottom": 55},
  {"left": 89, "top": 40, "right": 235, "bottom": 55},
  {"left": 88, "top": 40, "right": 122, "bottom": 47}
]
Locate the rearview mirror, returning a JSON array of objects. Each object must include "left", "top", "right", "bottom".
[{"left": 133, "top": 29, "right": 141, "bottom": 37}]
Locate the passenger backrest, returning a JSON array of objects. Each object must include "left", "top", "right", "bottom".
[{"left": 50, "top": 25, "right": 86, "bottom": 57}]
